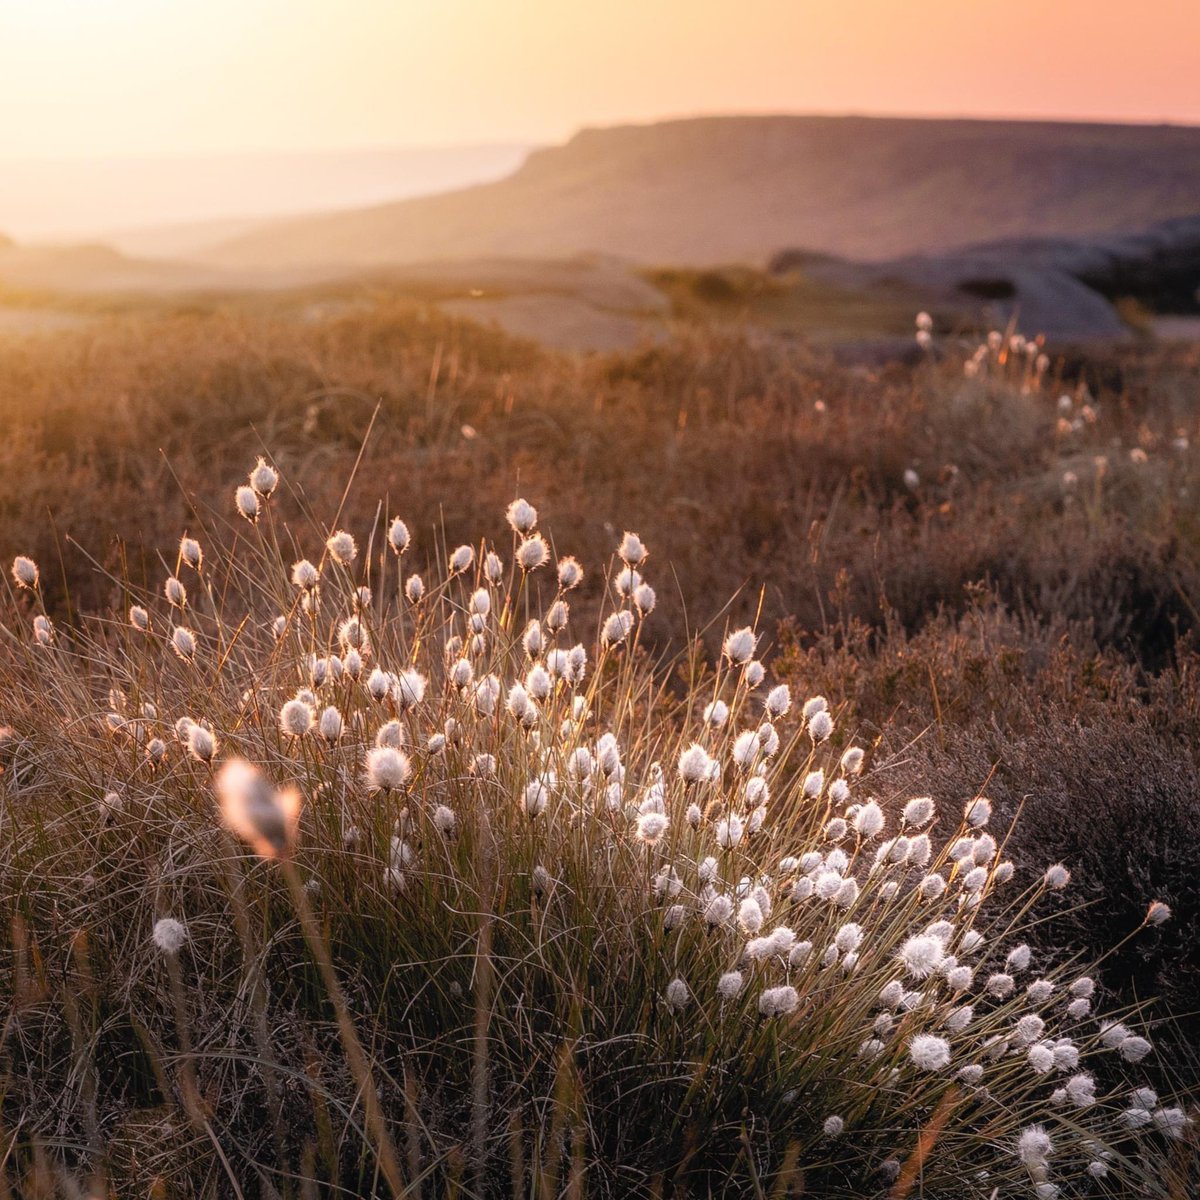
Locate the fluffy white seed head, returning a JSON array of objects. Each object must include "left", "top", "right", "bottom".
[
  {"left": 1043, "top": 863, "right": 1071, "bottom": 889},
  {"left": 326, "top": 530, "right": 357, "bottom": 566},
  {"left": 171, "top": 626, "right": 197, "bottom": 661},
  {"left": 187, "top": 723, "right": 216, "bottom": 762},
  {"left": 716, "top": 814, "right": 744, "bottom": 849},
  {"left": 11, "top": 556, "right": 38, "bottom": 589},
  {"left": 216, "top": 758, "right": 301, "bottom": 860},
  {"left": 279, "top": 699, "right": 313, "bottom": 738},
  {"left": 633, "top": 582, "right": 657, "bottom": 614},
  {"left": 431, "top": 805, "right": 457, "bottom": 837},
  {"left": 635, "top": 811, "right": 669, "bottom": 846},
  {"left": 618, "top": 531, "right": 647, "bottom": 566},
  {"left": 839, "top": 746, "right": 864, "bottom": 777},
  {"left": 853, "top": 801, "right": 885, "bottom": 838},
  {"left": 602, "top": 610, "right": 635, "bottom": 646},
  {"left": 235, "top": 485, "right": 260, "bottom": 522},
  {"left": 898, "top": 934, "right": 945, "bottom": 979},
  {"left": 250, "top": 457, "right": 278, "bottom": 497},
  {"left": 808, "top": 710, "right": 834, "bottom": 742},
  {"left": 506, "top": 497, "right": 538, "bottom": 534},
  {"left": 152, "top": 917, "right": 187, "bottom": 955},
  {"left": 556, "top": 557, "right": 583, "bottom": 590},
  {"left": 758, "top": 985, "right": 799, "bottom": 1018},
  {"left": 387, "top": 517, "right": 410, "bottom": 554},
  {"left": 523, "top": 777, "right": 550, "bottom": 818},
  {"left": 902, "top": 796, "right": 935, "bottom": 826},
  {"left": 292, "top": 559, "right": 320, "bottom": 589},
  {"left": 179, "top": 536, "right": 203, "bottom": 570},
  {"left": 965, "top": 796, "right": 992, "bottom": 827},
  {"left": 908, "top": 1034, "right": 951, "bottom": 1072},
  {"left": 1017, "top": 1125, "right": 1052, "bottom": 1168},
  {"left": 366, "top": 747, "right": 412, "bottom": 792},
  {"left": 318, "top": 706, "right": 343, "bottom": 743},
  {"left": 722, "top": 626, "right": 757, "bottom": 665},
  {"left": 717, "top": 970, "right": 744, "bottom": 1001},
  {"left": 517, "top": 535, "right": 549, "bottom": 571},
  {"left": 664, "top": 977, "right": 690, "bottom": 1011},
  {"left": 392, "top": 669, "right": 427, "bottom": 710}
]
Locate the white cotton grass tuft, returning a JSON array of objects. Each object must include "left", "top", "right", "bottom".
[
  {"left": 898, "top": 934, "right": 945, "bottom": 979},
  {"left": 523, "top": 778, "right": 550, "bottom": 818},
  {"left": 235, "top": 485, "right": 260, "bottom": 522},
  {"left": 965, "top": 796, "right": 992, "bottom": 826},
  {"left": 1043, "top": 863, "right": 1071, "bottom": 889},
  {"left": 556, "top": 556, "right": 583, "bottom": 590},
  {"left": 326, "top": 530, "right": 357, "bottom": 566},
  {"left": 317, "top": 706, "right": 343, "bottom": 743},
  {"left": 365, "top": 747, "right": 412, "bottom": 792},
  {"left": 902, "top": 796, "right": 935, "bottom": 826},
  {"left": 387, "top": 517, "right": 410, "bottom": 554},
  {"left": 722, "top": 626, "right": 757, "bottom": 665},
  {"left": 215, "top": 758, "right": 301, "bottom": 860},
  {"left": 392, "top": 669, "right": 427, "bottom": 710},
  {"left": 171, "top": 626, "right": 197, "bottom": 661},
  {"left": 249, "top": 457, "right": 278, "bottom": 497},
  {"left": 602, "top": 610, "right": 635, "bottom": 646},
  {"left": 279, "top": 699, "right": 313, "bottom": 738},
  {"left": 716, "top": 970, "right": 744, "bottom": 1001},
  {"left": 506, "top": 497, "right": 538, "bottom": 534},
  {"left": 152, "top": 917, "right": 188, "bottom": 955},
  {"left": 808, "top": 709, "right": 833, "bottom": 742},
  {"left": 187, "top": 723, "right": 216, "bottom": 763},
  {"left": 664, "top": 978, "right": 690, "bottom": 1011},
  {"left": 517, "top": 535, "right": 549, "bottom": 572},
  {"left": 292, "top": 559, "right": 320, "bottom": 589},
  {"left": 635, "top": 811, "right": 669, "bottom": 846},
  {"left": 11, "top": 556, "right": 39, "bottom": 590},
  {"left": 908, "top": 1034, "right": 951, "bottom": 1072},
  {"left": 618, "top": 531, "right": 647, "bottom": 566},
  {"left": 2, "top": 468, "right": 1186, "bottom": 1198},
  {"left": 179, "top": 536, "right": 203, "bottom": 570},
  {"left": 758, "top": 985, "right": 799, "bottom": 1018}
]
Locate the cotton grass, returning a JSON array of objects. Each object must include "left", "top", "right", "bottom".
[{"left": 0, "top": 457, "right": 1188, "bottom": 1199}]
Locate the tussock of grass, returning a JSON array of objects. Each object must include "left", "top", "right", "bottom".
[{"left": 0, "top": 438, "right": 1192, "bottom": 1196}]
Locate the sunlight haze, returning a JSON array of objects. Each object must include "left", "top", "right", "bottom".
[{"left": 3, "top": 0, "right": 1199, "bottom": 162}]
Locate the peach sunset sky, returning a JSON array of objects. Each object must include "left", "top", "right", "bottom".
[{"left": 2, "top": 0, "right": 1198, "bottom": 161}]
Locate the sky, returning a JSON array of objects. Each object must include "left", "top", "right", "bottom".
[{"left": 2, "top": 0, "right": 1199, "bottom": 163}]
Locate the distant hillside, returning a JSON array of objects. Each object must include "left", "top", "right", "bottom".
[{"left": 202, "top": 116, "right": 1200, "bottom": 271}]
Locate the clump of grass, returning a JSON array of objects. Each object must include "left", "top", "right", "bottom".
[{"left": 0, "top": 455, "right": 1191, "bottom": 1196}]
